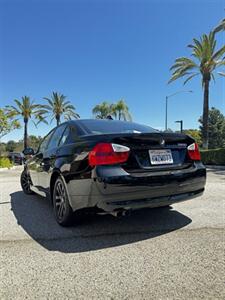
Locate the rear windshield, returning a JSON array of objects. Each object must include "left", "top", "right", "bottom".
[{"left": 79, "top": 120, "right": 157, "bottom": 135}]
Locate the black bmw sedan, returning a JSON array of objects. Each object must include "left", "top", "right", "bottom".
[{"left": 21, "top": 119, "right": 206, "bottom": 226}]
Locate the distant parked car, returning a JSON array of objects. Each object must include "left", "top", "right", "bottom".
[
  {"left": 8, "top": 152, "right": 24, "bottom": 165},
  {"left": 21, "top": 119, "right": 206, "bottom": 226}
]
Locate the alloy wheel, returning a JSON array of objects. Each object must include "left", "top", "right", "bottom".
[
  {"left": 55, "top": 180, "right": 67, "bottom": 221},
  {"left": 21, "top": 171, "right": 32, "bottom": 194}
]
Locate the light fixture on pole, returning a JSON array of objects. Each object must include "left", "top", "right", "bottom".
[
  {"left": 175, "top": 120, "right": 183, "bottom": 133},
  {"left": 165, "top": 90, "right": 192, "bottom": 131}
]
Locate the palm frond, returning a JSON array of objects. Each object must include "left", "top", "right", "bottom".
[
  {"left": 215, "top": 60, "right": 225, "bottom": 67},
  {"left": 14, "top": 99, "right": 23, "bottom": 111},
  {"left": 213, "top": 18, "right": 225, "bottom": 34},
  {"left": 168, "top": 71, "right": 192, "bottom": 84},
  {"left": 211, "top": 73, "right": 216, "bottom": 84},
  {"left": 5, "top": 105, "right": 21, "bottom": 115},
  {"left": 183, "top": 73, "right": 199, "bottom": 85},
  {"left": 43, "top": 98, "right": 54, "bottom": 107},
  {"left": 212, "top": 45, "right": 225, "bottom": 61}
]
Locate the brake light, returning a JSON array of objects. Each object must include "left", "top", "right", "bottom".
[
  {"left": 187, "top": 143, "right": 201, "bottom": 161},
  {"left": 88, "top": 143, "right": 130, "bottom": 166}
]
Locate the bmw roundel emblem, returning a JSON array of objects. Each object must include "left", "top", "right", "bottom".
[{"left": 160, "top": 138, "right": 165, "bottom": 146}]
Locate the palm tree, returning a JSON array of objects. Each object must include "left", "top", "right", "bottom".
[
  {"left": 112, "top": 99, "right": 132, "bottom": 121},
  {"left": 169, "top": 32, "right": 225, "bottom": 149},
  {"left": 44, "top": 92, "right": 80, "bottom": 126},
  {"left": 92, "top": 101, "right": 114, "bottom": 119},
  {"left": 5, "top": 96, "right": 48, "bottom": 149}
]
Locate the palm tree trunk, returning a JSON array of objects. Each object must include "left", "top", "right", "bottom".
[
  {"left": 56, "top": 115, "right": 60, "bottom": 126},
  {"left": 202, "top": 80, "right": 209, "bottom": 149},
  {"left": 24, "top": 118, "right": 28, "bottom": 149}
]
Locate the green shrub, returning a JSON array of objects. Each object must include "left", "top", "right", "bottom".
[
  {"left": 200, "top": 148, "right": 225, "bottom": 165},
  {"left": 0, "top": 157, "right": 13, "bottom": 168}
]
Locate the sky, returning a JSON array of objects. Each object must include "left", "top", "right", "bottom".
[{"left": 0, "top": 0, "right": 224, "bottom": 142}]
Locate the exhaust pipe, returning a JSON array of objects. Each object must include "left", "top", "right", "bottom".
[
  {"left": 97, "top": 210, "right": 130, "bottom": 217},
  {"left": 112, "top": 210, "right": 130, "bottom": 217}
]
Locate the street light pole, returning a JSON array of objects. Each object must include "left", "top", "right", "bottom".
[
  {"left": 165, "top": 90, "right": 192, "bottom": 131},
  {"left": 165, "top": 96, "right": 168, "bottom": 131}
]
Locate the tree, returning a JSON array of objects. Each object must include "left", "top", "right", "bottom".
[
  {"left": 5, "top": 96, "right": 48, "bottom": 149},
  {"left": 112, "top": 99, "right": 132, "bottom": 121},
  {"left": 92, "top": 99, "right": 132, "bottom": 121},
  {"left": 184, "top": 129, "right": 202, "bottom": 146},
  {"left": 169, "top": 32, "right": 225, "bottom": 149},
  {"left": 28, "top": 135, "right": 42, "bottom": 151},
  {"left": 92, "top": 101, "right": 114, "bottom": 119},
  {"left": 6, "top": 140, "right": 17, "bottom": 152},
  {"left": 0, "top": 108, "right": 20, "bottom": 140},
  {"left": 44, "top": 92, "right": 79, "bottom": 126},
  {"left": 199, "top": 107, "right": 225, "bottom": 149},
  {"left": 0, "top": 143, "right": 6, "bottom": 156}
]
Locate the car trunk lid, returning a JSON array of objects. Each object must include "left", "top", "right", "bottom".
[{"left": 108, "top": 132, "right": 194, "bottom": 172}]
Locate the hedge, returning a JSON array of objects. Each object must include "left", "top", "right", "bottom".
[
  {"left": 200, "top": 148, "right": 225, "bottom": 165},
  {"left": 0, "top": 157, "right": 13, "bottom": 168}
]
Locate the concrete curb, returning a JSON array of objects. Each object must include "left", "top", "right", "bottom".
[
  {"left": 0, "top": 168, "right": 10, "bottom": 171},
  {"left": 0, "top": 165, "right": 23, "bottom": 172},
  {"left": 0, "top": 167, "right": 14, "bottom": 172},
  {"left": 206, "top": 165, "right": 225, "bottom": 170}
]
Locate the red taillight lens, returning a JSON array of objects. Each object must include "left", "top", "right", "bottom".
[
  {"left": 187, "top": 143, "right": 201, "bottom": 161},
  {"left": 88, "top": 143, "right": 130, "bottom": 167}
]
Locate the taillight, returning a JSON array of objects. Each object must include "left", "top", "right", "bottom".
[
  {"left": 88, "top": 143, "right": 130, "bottom": 167},
  {"left": 187, "top": 143, "right": 201, "bottom": 161}
]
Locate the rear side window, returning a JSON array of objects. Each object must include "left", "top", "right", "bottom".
[
  {"left": 39, "top": 130, "right": 54, "bottom": 153},
  {"left": 61, "top": 126, "right": 80, "bottom": 145},
  {"left": 58, "top": 126, "right": 70, "bottom": 147},
  {"left": 47, "top": 124, "right": 67, "bottom": 150}
]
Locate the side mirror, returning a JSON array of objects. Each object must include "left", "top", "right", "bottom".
[{"left": 23, "top": 148, "right": 34, "bottom": 156}]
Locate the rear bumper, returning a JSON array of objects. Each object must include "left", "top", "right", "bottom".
[
  {"left": 67, "top": 162, "right": 206, "bottom": 212},
  {"left": 99, "top": 188, "right": 204, "bottom": 211}
]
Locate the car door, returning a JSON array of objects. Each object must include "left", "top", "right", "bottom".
[
  {"left": 38, "top": 124, "right": 67, "bottom": 192},
  {"left": 28, "top": 130, "right": 55, "bottom": 188}
]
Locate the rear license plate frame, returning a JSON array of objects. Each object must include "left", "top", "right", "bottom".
[{"left": 149, "top": 149, "right": 173, "bottom": 165}]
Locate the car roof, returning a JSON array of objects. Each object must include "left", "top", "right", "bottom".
[
  {"left": 56, "top": 119, "right": 138, "bottom": 131},
  {"left": 69, "top": 119, "right": 133, "bottom": 124},
  {"left": 49, "top": 119, "right": 156, "bottom": 136}
]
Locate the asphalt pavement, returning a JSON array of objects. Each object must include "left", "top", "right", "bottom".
[{"left": 0, "top": 166, "right": 224, "bottom": 299}]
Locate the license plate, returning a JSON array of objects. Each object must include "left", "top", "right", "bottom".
[{"left": 149, "top": 149, "right": 173, "bottom": 165}]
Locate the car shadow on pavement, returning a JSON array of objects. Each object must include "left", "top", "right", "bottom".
[{"left": 11, "top": 191, "right": 192, "bottom": 253}]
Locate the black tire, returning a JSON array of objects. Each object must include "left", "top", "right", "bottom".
[
  {"left": 20, "top": 170, "right": 34, "bottom": 195},
  {"left": 53, "top": 177, "right": 74, "bottom": 226}
]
